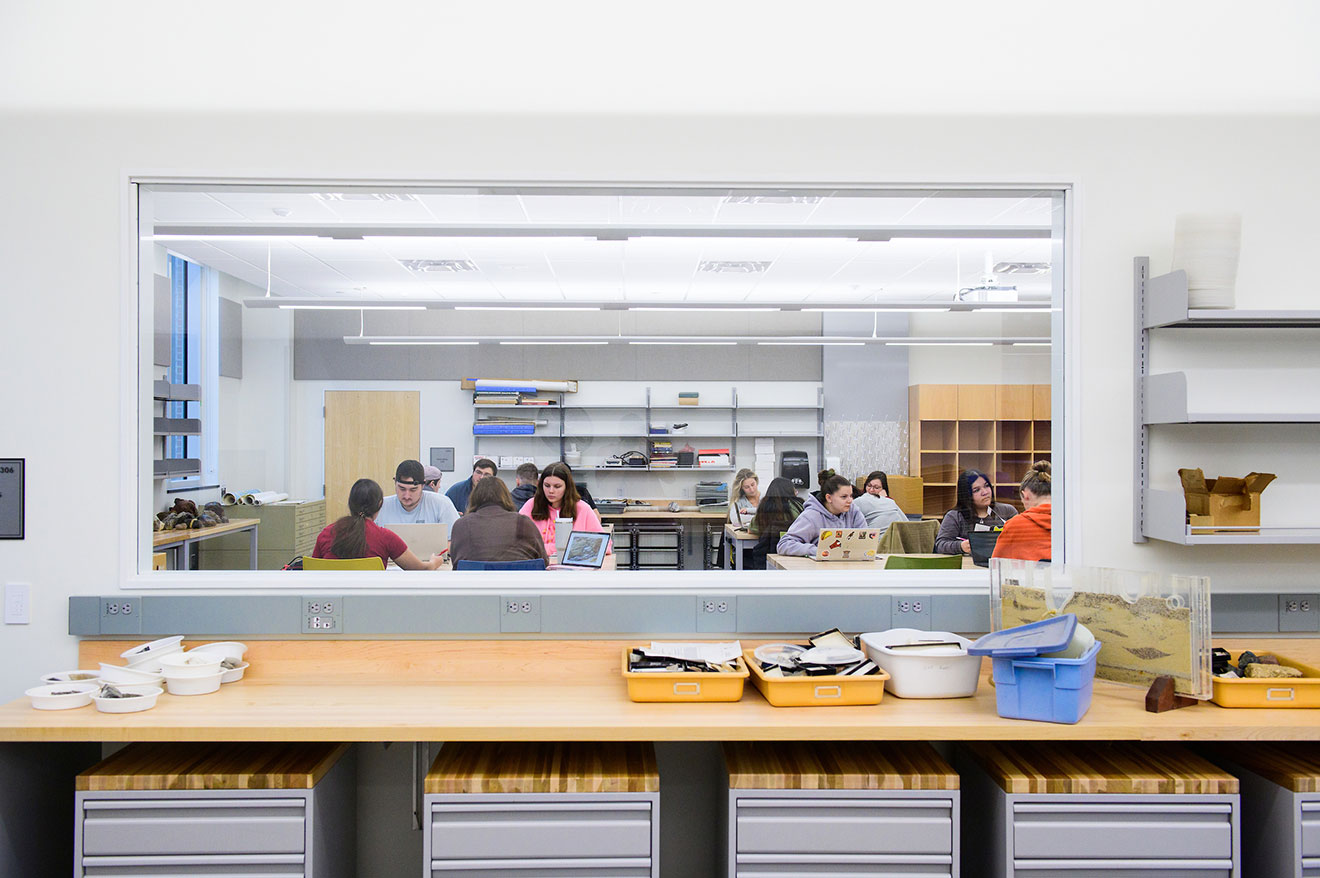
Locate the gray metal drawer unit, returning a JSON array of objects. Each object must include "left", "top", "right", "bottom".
[
  {"left": 722, "top": 741, "right": 961, "bottom": 878},
  {"left": 424, "top": 741, "right": 659, "bottom": 878},
  {"left": 1205, "top": 743, "right": 1320, "bottom": 878},
  {"left": 960, "top": 741, "right": 1240, "bottom": 878},
  {"left": 74, "top": 742, "right": 354, "bottom": 878}
]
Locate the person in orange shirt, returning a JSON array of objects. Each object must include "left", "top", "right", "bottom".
[{"left": 991, "top": 461, "right": 1052, "bottom": 562}]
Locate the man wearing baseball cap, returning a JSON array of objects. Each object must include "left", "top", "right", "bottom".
[
  {"left": 422, "top": 465, "right": 443, "bottom": 493},
  {"left": 376, "top": 459, "right": 459, "bottom": 526}
]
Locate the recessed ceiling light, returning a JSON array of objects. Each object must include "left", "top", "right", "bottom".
[
  {"left": 400, "top": 259, "right": 478, "bottom": 273},
  {"left": 698, "top": 261, "right": 771, "bottom": 274},
  {"left": 312, "top": 192, "right": 419, "bottom": 202},
  {"left": 992, "top": 262, "right": 1051, "bottom": 274},
  {"left": 722, "top": 195, "right": 822, "bottom": 205}
]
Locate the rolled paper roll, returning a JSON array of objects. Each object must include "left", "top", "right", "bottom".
[{"left": 221, "top": 493, "right": 238, "bottom": 506}]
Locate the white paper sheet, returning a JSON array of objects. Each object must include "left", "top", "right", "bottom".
[{"left": 645, "top": 641, "right": 742, "bottom": 663}]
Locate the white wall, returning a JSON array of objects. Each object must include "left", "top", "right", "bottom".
[{"left": 1, "top": 111, "right": 1319, "bottom": 699}]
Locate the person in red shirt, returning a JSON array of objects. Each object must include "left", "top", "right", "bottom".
[
  {"left": 312, "top": 478, "right": 445, "bottom": 569},
  {"left": 991, "top": 461, "right": 1052, "bottom": 562}
]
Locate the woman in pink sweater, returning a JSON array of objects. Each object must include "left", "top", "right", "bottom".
[{"left": 518, "top": 462, "right": 607, "bottom": 558}]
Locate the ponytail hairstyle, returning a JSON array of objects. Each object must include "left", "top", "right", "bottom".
[
  {"left": 821, "top": 474, "right": 853, "bottom": 499},
  {"left": 816, "top": 468, "right": 837, "bottom": 491},
  {"left": 529, "top": 462, "right": 582, "bottom": 521},
  {"left": 329, "top": 478, "right": 384, "bottom": 559},
  {"left": 1019, "top": 460, "right": 1052, "bottom": 499}
]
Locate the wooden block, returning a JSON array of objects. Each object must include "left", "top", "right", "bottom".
[
  {"left": 1203, "top": 742, "right": 1320, "bottom": 793},
  {"left": 426, "top": 742, "right": 658, "bottom": 794},
  {"left": 77, "top": 742, "right": 348, "bottom": 791},
  {"left": 965, "top": 741, "right": 1237, "bottom": 795},
  {"left": 724, "top": 741, "right": 957, "bottom": 791},
  {"left": 1146, "top": 675, "right": 1199, "bottom": 712}
]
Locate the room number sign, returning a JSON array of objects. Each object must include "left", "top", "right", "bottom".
[{"left": 0, "top": 458, "right": 23, "bottom": 539}]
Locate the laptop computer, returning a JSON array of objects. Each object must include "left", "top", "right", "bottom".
[
  {"left": 813, "top": 527, "right": 881, "bottom": 561},
  {"left": 386, "top": 523, "right": 449, "bottom": 561},
  {"left": 549, "top": 530, "right": 611, "bottom": 570}
]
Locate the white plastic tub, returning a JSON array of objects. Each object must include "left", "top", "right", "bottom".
[
  {"left": 26, "top": 683, "right": 98, "bottom": 710},
  {"left": 120, "top": 636, "right": 184, "bottom": 672},
  {"left": 159, "top": 652, "right": 223, "bottom": 677},
  {"left": 859, "top": 628, "right": 981, "bottom": 698},
  {"left": 98, "top": 663, "right": 165, "bottom": 685},
  {"left": 164, "top": 670, "right": 223, "bottom": 696},
  {"left": 92, "top": 685, "right": 163, "bottom": 713}
]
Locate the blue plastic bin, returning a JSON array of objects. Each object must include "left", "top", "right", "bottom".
[{"left": 990, "top": 640, "right": 1102, "bottom": 724}]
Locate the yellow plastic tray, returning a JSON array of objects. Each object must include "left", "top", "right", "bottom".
[
  {"left": 1211, "top": 651, "right": 1320, "bottom": 708},
  {"left": 621, "top": 647, "right": 749, "bottom": 703},
  {"left": 744, "top": 649, "right": 889, "bottom": 707}
]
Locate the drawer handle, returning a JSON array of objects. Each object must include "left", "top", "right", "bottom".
[
  {"left": 674, "top": 682, "right": 701, "bottom": 695},
  {"left": 814, "top": 685, "right": 842, "bottom": 699},
  {"left": 1266, "top": 687, "right": 1295, "bottom": 701}
]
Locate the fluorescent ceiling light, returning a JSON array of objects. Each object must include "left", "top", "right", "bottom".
[
  {"left": 1012, "top": 342, "right": 1052, "bottom": 347},
  {"left": 499, "top": 340, "right": 609, "bottom": 345},
  {"left": 628, "top": 341, "right": 738, "bottom": 346},
  {"left": 457, "top": 306, "right": 601, "bottom": 312},
  {"left": 369, "top": 341, "right": 479, "bottom": 346},
  {"left": 147, "top": 234, "right": 322, "bottom": 242},
  {"left": 278, "top": 304, "right": 426, "bottom": 311},
  {"left": 628, "top": 306, "right": 781, "bottom": 312},
  {"left": 977, "top": 307, "right": 1052, "bottom": 313},
  {"left": 758, "top": 341, "right": 865, "bottom": 346},
  {"left": 802, "top": 307, "right": 951, "bottom": 313},
  {"left": 886, "top": 341, "right": 994, "bottom": 346}
]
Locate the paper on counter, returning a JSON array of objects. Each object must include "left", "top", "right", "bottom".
[{"left": 645, "top": 641, "right": 742, "bottom": 663}]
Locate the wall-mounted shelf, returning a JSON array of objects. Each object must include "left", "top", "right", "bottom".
[
  {"left": 153, "top": 383, "right": 203, "bottom": 481},
  {"left": 152, "top": 381, "right": 201, "bottom": 401},
  {"left": 1134, "top": 257, "right": 1320, "bottom": 545}
]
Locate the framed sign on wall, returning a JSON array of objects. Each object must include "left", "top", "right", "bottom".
[{"left": 0, "top": 458, "right": 23, "bottom": 539}]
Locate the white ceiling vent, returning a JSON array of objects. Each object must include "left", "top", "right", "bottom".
[
  {"left": 312, "top": 192, "right": 419, "bottom": 202},
  {"left": 722, "top": 195, "right": 822, "bottom": 205},
  {"left": 698, "top": 260, "right": 771, "bottom": 274},
  {"left": 400, "top": 259, "right": 479, "bottom": 273},
  {"left": 992, "top": 262, "right": 1051, "bottom": 275}
]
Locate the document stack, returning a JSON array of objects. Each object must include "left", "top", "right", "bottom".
[
  {"left": 649, "top": 439, "right": 677, "bottom": 468},
  {"left": 754, "top": 437, "right": 776, "bottom": 481},
  {"left": 697, "top": 448, "right": 730, "bottom": 467},
  {"left": 695, "top": 482, "right": 728, "bottom": 509}
]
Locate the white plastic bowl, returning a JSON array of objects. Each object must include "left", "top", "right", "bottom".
[
  {"left": 189, "top": 641, "right": 248, "bottom": 662},
  {"left": 860, "top": 629, "right": 982, "bottom": 699},
  {"left": 26, "top": 682, "right": 98, "bottom": 710},
  {"left": 98, "top": 663, "right": 165, "bottom": 685},
  {"left": 159, "top": 652, "right": 223, "bottom": 677},
  {"left": 220, "top": 661, "right": 249, "bottom": 684},
  {"left": 164, "top": 670, "right": 224, "bottom": 696},
  {"left": 40, "top": 669, "right": 102, "bottom": 685},
  {"left": 92, "top": 685, "right": 163, "bottom": 713},
  {"left": 120, "top": 636, "right": 185, "bottom": 671}
]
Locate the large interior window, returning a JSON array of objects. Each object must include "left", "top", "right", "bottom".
[{"left": 137, "top": 184, "right": 1065, "bottom": 580}]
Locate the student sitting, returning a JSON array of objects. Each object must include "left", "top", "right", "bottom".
[
  {"left": 450, "top": 476, "right": 549, "bottom": 567},
  {"left": 746, "top": 477, "right": 804, "bottom": 569},
  {"left": 510, "top": 462, "right": 540, "bottom": 507},
  {"left": 810, "top": 467, "right": 836, "bottom": 505},
  {"left": 851, "top": 470, "right": 909, "bottom": 530},
  {"left": 311, "top": 478, "right": 444, "bottom": 570},
  {"left": 376, "top": 459, "right": 461, "bottom": 526},
  {"left": 518, "top": 462, "right": 606, "bottom": 559},
  {"left": 445, "top": 458, "right": 497, "bottom": 514},
  {"left": 991, "top": 461, "right": 1052, "bottom": 562},
  {"left": 728, "top": 467, "right": 761, "bottom": 527},
  {"left": 935, "top": 469, "right": 1017, "bottom": 556},
  {"left": 777, "top": 474, "right": 867, "bottom": 557}
]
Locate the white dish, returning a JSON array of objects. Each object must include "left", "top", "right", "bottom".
[
  {"left": 798, "top": 645, "right": 867, "bottom": 665},
  {"left": 159, "top": 652, "right": 223, "bottom": 677},
  {"left": 752, "top": 643, "right": 805, "bottom": 668},
  {"left": 219, "top": 661, "right": 249, "bottom": 684},
  {"left": 40, "top": 669, "right": 102, "bottom": 685},
  {"left": 92, "top": 685, "right": 163, "bottom": 713},
  {"left": 26, "top": 683, "right": 98, "bottom": 710},
  {"left": 860, "top": 629, "right": 981, "bottom": 699},
  {"left": 189, "top": 641, "right": 248, "bottom": 662},
  {"left": 98, "top": 663, "right": 165, "bottom": 685},
  {"left": 120, "top": 636, "right": 184, "bottom": 671},
  {"left": 164, "top": 670, "right": 224, "bottom": 696}
]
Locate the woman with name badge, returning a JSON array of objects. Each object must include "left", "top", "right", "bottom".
[
  {"left": 518, "top": 462, "right": 608, "bottom": 558},
  {"left": 935, "top": 468, "right": 1017, "bottom": 556},
  {"left": 777, "top": 474, "right": 867, "bottom": 556}
]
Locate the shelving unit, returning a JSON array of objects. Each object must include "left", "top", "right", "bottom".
[
  {"left": 908, "top": 383, "right": 1050, "bottom": 518},
  {"left": 151, "top": 380, "right": 202, "bottom": 479},
  {"left": 1133, "top": 256, "right": 1320, "bottom": 545}
]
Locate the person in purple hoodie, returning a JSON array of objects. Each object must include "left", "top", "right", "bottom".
[{"left": 776, "top": 474, "right": 867, "bottom": 556}]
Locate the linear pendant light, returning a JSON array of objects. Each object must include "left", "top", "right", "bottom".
[{"left": 345, "top": 335, "right": 1048, "bottom": 346}]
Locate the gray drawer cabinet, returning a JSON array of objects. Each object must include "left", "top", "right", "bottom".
[
  {"left": 424, "top": 742, "right": 660, "bottom": 878},
  {"left": 960, "top": 742, "right": 1240, "bottom": 878},
  {"left": 74, "top": 742, "right": 354, "bottom": 878},
  {"left": 723, "top": 742, "right": 961, "bottom": 878},
  {"left": 200, "top": 499, "right": 325, "bottom": 570},
  {"left": 1207, "top": 744, "right": 1320, "bottom": 878}
]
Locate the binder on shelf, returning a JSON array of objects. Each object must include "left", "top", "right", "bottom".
[{"left": 473, "top": 424, "right": 535, "bottom": 435}]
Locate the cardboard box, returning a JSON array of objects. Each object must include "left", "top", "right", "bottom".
[
  {"left": 852, "top": 473, "right": 924, "bottom": 517},
  {"left": 1179, "top": 468, "right": 1276, "bottom": 534}
]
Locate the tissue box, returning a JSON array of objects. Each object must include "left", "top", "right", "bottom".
[{"left": 1179, "top": 468, "right": 1276, "bottom": 534}]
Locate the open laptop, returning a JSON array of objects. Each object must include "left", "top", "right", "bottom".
[
  {"left": 813, "top": 527, "right": 881, "bottom": 562},
  {"left": 386, "top": 523, "right": 449, "bottom": 561},
  {"left": 549, "top": 530, "right": 611, "bottom": 570}
]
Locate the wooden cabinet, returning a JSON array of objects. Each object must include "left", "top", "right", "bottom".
[{"left": 909, "top": 384, "right": 1052, "bottom": 517}]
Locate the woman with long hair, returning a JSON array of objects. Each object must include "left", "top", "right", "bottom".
[
  {"left": 449, "top": 476, "right": 549, "bottom": 566},
  {"left": 934, "top": 468, "right": 1017, "bottom": 556},
  {"left": 851, "top": 469, "right": 908, "bottom": 530},
  {"left": 311, "top": 478, "right": 445, "bottom": 569},
  {"left": 518, "top": 461, "right": 606, "bottom": 558},
  {"left": 728, "top": 468, "right": 761, "bottom": 526},
  {"left": 991, "top": 461, "right": 1053, "bottom": 561},
  {"left": 777, "top": 473, "right": 867, "bottom": 556},
  {"left": 746, "top": 477, "right": 805, "bottom": 569}
]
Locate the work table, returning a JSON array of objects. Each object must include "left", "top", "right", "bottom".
[{"left": 1, "top": 639, "right": 1317, "bottom": 743}]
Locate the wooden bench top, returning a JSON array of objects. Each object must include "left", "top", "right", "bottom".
[
  {"left": 724, "top": 741, "right": 958, "bottom": 791},
  {"left": 1206, "top": 742, "right": 1320, "bottom": 793},
  {"left": 426, "top": 741, "right": 658, "bottom": 794},
  {"left": 76, "top": 741, "right": 348, "bottom": 791},
  {"left": 965, "top": 741, "right": 1238, "bottom": 795}
]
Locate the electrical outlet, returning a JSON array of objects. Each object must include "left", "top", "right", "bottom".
[
  {"left": 891, "top": 593, "right": 931, "bottom": 630},
  {"left": 501, "top": 595, "right": 540, "bottom": 633},
  {"left": 301, "top": 595, "right": 343, "bottom": 634},
  {"left": 697, "top": 595, "right": 737, "bottom": 633},
  {"left": 100, "top": 596, "right": 141, "bottom": 635},
  {"left": 1279, "top": 593, "right": 1320, "bottom": 633}
]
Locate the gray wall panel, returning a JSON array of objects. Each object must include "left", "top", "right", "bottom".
[
  {"left": 1212, "top": 593, "right": 1281, "bottom": 634},
  {"left": 542, "top": 594, "right": 695, "bottom": 633},
  {"left": 141, "top": 595, "right": 301, "bottom": 634},
  {"left": 344, "top": 594, "right": 497, "bottom": 634},
  {"left": 68, "top": 596, "right": 101, "bottom": 634},
  {"left": 219, "top": 296, "right": 243, "bottom": 378},
  {"left": 932, "top": 593, "right": 992, "bottom": 634},
  {"left": 737, "top": 594, "right": 892, "bottom": 634},
  {"left": 822, "top": 313, "right": 909, "bottom": 421},
  {"left": 153, "top": 273, "right": 170, "bottom": 367}
]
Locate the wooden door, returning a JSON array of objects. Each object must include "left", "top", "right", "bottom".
[{"left": 324, "top": 391, "right": 420, "bottom": 525}]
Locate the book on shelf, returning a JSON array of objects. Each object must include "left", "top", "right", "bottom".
[{"left": 473, "top": 424, "right": 535, "bottom": 435}]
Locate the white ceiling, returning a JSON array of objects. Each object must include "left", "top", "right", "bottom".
[{"left": 153, "top": 189, "right": 1058, "bottom": 304}]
